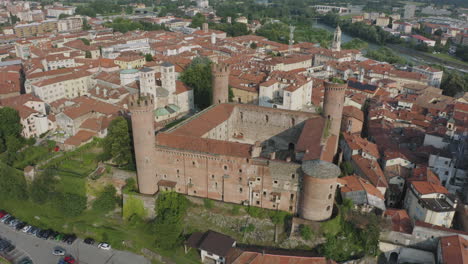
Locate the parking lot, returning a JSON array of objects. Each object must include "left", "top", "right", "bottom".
[{"left": 0, "top": 220, "right": 150, "bottom": 264}]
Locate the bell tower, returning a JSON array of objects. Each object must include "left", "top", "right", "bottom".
[
  {"left": 211, "top": 62, "right": 230, "bottom": 105},
  {"left": 331, "top": 26, "right": 341, "bottom": 52}
]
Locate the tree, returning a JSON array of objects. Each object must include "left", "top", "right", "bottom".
[
  {"left": 82, "top": 18, "right": 92, "bottom": 30},
  {"left": 102, "top": 117, "right": 135, "bottom": 168},
  {"left": 190, "top": 13, "right": 206, "bottom": 28},
  {"left": 30, "top": 168, "right": 56, "bottom": 204},
  {"left": 299, "top": 224, "right": 313, "bottom": 240},
  {"left": 85, "top": 51, "right": 92, "bottom": 58},
  {"left": 455, "top": 45, "right": 468, "bottom": 62},
  {"left": 80, "top": 38, "right": 90, "bottom": 46},
  {"left": 250, "top": 42, "right": 257, "bottom": 49},
  {"left": 145, "top": 54, "right": 154, "bottom": 62},
  {"left": 340, "top": 161, "right": 354, "bottom": 176},
  {"left": 0, "top": 162, "right": 28, "bottom": 201},
  {"left": 342, "top": 38, "right": 368, "bottom": 50},
  {"left": 441, "top": 71, "right": 468, "bottom": 97},
  {"left": 180, "top": 56, "right": 212, "bottom": 110},
  {"left": 0, "top": 107, "right": 22, "bottom": 154},
  {"left": 153, "top": 192, "right": 188, "bottom": 249},
  {"left": 93, "top": 185, "right": 117, "bottom": 213},
  {"left": 59, "top": 14, "right": 71, "bottom": 19},
  {"left": 228, "top": 87, "right": 234, "bottom": 102}
]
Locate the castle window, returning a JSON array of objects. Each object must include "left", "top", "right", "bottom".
[
  {"left": 263, "top": 191, "right": 267, "bottom": 196},
  {"left": 240, "top": 112, "right": 243, "bottom": 120},
  {"left": 256, "top": 201, "right": 260, "bottom": 205},
  {"left": 176, "top": 169, "right": 179, "bottom": 174},
  {"left": 223, "top": 165, "right": 228, "bottom": 170},
  {"left": 274, "top": 180, "right": 278, "bottom": 184},
  {"left": 328, "top": 194, "right": 332, "bottom": 199},
  {"left": 194, "top": 190, "right": 197, "bottom": 194},
  {"left": 239, "top": 169, "right": 242, "bottom": 173},
  {"left": 256, "top": 177, "right": 261, "bottom": 182},
  {"left": 330, "top": 185, "right": 333, "bottom": 189},
  {"left": 291, "top": 118, "right": 295, "bottom": 126},
  {"left": 239, "top": 187, "right": 243, "bottom": 193},
  {"left": 163, "top": 174, "right": 167, "bottom": 178},
  {"left": 239, "top": 177, "right": 242, "bottom": 182},
  {"left": 265, "top": 115, "right": 269, "bottom": 122},
  {"left": 289, "top": 206, "right": 293, "bottom": 211},
  {"left": 326, "top": 206, "right": 331, "bottom": 211},
  {"left": 215, "top": 182, "right": 218, "bottom": 189},
  {"left": 189, "top": 178, "right": 192, "bottom": 184},
  {"left": 291, "top": 174, "right": 295, "bottom": 179},
  {"left": 290, "top": 194, "right": 294, "bottom": 200},
  {"left": 192, "top": 161, "right": 196, "bottom": 166}
]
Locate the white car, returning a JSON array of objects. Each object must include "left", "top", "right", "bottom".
[
  {"left": 21, "top": 225, "right": 31, "bottom": 233},
  {"left": 97, "top": 243, "right": 111, "bottom": 250}
]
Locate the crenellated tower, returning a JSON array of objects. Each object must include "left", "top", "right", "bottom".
[
  {"left": 211, "top": 62, "right": 230, "bottom": 105},
  {"left": 128, "top": 94, "right": 158, "bottom": 195},
  {"left": 323, "top": 81, "right": 347, "bottom": 154}
]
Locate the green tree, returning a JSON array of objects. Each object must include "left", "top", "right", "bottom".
[
  {"left": 59, "top": 13, "right": 71, "bottom": 19},
  {"left": 228, "top": 87, "right": 234, "bottom": 102},
  {"left": 270, "top": 210, "right": 289, "bottom": 225},
  {"left": 455, "top": 45, "right": 468, "bottom": 62},
  {"left": 153, "top": 192, "right": 189, "bottom": 249},
  {"left": 102, "top": 117, "right": 134, "bottom": 168},
  {"left": 180, "top": 56, "right": 212, "bottom": 109},
  {"left": 0, "top": 162, "right": 28, "bottom": 200},
  {"left": 0, "top": 107, "right": 23, "bottom": 154},
  {"left": 123, "top": 195, "right": 147, "bottom": 220},
  {"left": 82, "top": 18, "right": 92, "bottom": 30},
  {"left": 342, "top": 38, "right": 368, "bottom": 50},
  {"left": 145, "top": 54, "right": 153, "bottom": 62},
  {"left": 190, "top": 13, "right": 206, "bottom": 28},
  {"left": 85, "top": 51, "right": 92, "bottom": 58},
  {"left": 80, "top": 38, "right": 90, "bottom": 46},
  {"left": 93, "top": 185, "right": 117, "bottom": 213},
  {"left": 441, "top": 71, "right": 468, "bottom": 96},
  {"left": 299, "top": 224, "right": 313, "bottom": 240},
  {"left": 340, "top": 161, "right": 354, "bottom": 176},
  {"left": 250, "top": 42, "right": 257, "bottom": 49},
  {"left": 30, "top": 168, "right": 56, "bottom": 204}
]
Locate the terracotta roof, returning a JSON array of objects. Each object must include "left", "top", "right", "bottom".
[
  {"left": 343, "top": 133, "right": 380, "bottom": 159},
  {"left": 439, "top": 235, "right": 468, "bottom": 264},
  {"left": 342, "top": 106, "right": 364, "bottom": 122},
  {"left": 411, "top": 181, "right": 448, "bottom": 195},
  {"left": 232, "top": 252, "right": 336, "bottom": 264},
  {"left": 352, "top": 155, "right": 388, "bottom": 189},
  {"left": 384, "top": 209, "right": 412, "bottom": 234},
  {"left": 341, "top": 175, "right": 384, "bottom": 199},
  {"left": 32, "top": 71, "right": 92, "bottom": 87},
  {"left": 64, "top": 130, "right": 96, "bottom": 146}
]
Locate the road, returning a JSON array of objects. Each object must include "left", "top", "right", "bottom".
[{"left": 0, "top": 224, "right": 151, "bottom": 264}]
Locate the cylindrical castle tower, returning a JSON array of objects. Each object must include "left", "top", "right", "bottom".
[
  {"left": 323, "top": 81, "right": 347, "bottom": 154},
  {"left": 300, "top": 160, "right": 340, "bottom": 221},
  {"left": 211, "top": 62, "right": 230, "bottom": 105},
  {"left": 128, "top": 94, "right": 158, "bottom": 195}
]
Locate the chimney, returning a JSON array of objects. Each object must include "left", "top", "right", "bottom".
[
  {"left": 269, "top": 152, "right": 276, "bottom": 160},
  {"left": 96, "top": 86, "right": 100, "bottom": 95},
  {"left": 202, "top": 22, "right": 208, "bottom": 33}
]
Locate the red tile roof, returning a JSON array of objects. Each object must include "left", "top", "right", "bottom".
[
  {"left": 439, "top": 235, "right": 468, "bottom": 264},
  {"left": 341, "top": 175, "right": 384, "bottom": 199},
  {"left": 411, "top": 181, "right": 448, "bottom": 195},
  {"left": 384, "top": 209, "right": 413, "bottom": 234}
]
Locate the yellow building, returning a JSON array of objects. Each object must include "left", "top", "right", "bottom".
[{"left": 114, "top": 53, "right": 146, "bottom": 69}]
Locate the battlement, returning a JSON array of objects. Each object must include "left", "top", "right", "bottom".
[
  {"left": 324, "top": 81, "right": 347, "bottom": 92},
  {"left": 211, "top": 62, "right": 230, "bottom": 74},
  {"left": 128, "top": 93, "right": 154, "bottom": 110}
]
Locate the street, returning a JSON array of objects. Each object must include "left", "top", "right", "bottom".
[{"left": 0, "top": 224, "right": 151, "bottom": 264}]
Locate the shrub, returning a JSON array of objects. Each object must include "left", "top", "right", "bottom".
[
  {"left": 93, "top": 185, "right": 118, "bottom": 213},
  {"left": 299, "top": 224, "right": 313, "bottom": 240},
  {"left": 123, "top": 195, "right": 147, "bottom": 220},
  {"left": 203, "top": 198, "right": 214, "bottom": 209}
]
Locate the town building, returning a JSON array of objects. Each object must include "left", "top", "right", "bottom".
[
  {"left": 403, "top": 181, "right": 457, "bottom": 228},
  {"left": 412, "top": 65, "right": 443, "bottom": 88}
]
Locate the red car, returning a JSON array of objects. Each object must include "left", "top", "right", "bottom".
[
  {"left": 63, "top": 256, "right": 75, "bottom": 264},
  {"left": 0, "top": 210, "right": 7, "bottom": 218}
]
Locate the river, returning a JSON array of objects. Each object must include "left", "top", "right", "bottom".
[{"left": 312, "top": 22, "right": 468, "bottom": 72}]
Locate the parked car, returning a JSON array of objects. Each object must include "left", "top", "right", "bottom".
[
  {"left": 66, "top": 234, "right": 77, "bottom": 245},
  {"left": 55, "top": 233, "right": 64, "bottom": 241},
  {"left": 4, "top": 217, "right": 15, "bottom": 225},
  {"left": 63, "top": 256, "right": 75, "bottom": 264},
  {"left": 9, "top": 219, "right": 19, "bottom": 227},
  {"left": 97, "top": 242, "right": 111, "bottom": 250},
  {"left": 35, "top": 228, "right": 44, "bottom": 238},
  {"left": 15, "top": 222, "right": 26, "bottom": 231},
  {"left": 52, "top": 247, "right": 66, "bottom": 256},
  {"left": 4, "top": 244, "right": 15, "bottom": 253},
  {"left": 18, "top": 257, "right": 32, "bottom": 264},
  {"left": 84, "top": 238, "right": 95, "bottom": 245},
  {"left": 0, "top": 240, "right": 10, "bottom": 251},
  {"left": 32, "top": 227, "right": 40, "bottom": 236},
  {"left": 0, "top": 214, "right": 10, "bottom": 222},
  {"left": 0, "top": 210, "right": 7, "bottom": 218},
  {"left": 50, "top": 231, "right": 59, "bottom": 240},
  {"left": 22, "top": 225, "right": 32, "bottom": 233}
]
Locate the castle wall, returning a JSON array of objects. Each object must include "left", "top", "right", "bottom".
[{"left": 153, "top": 147, "right": 301, "bottom": 212}]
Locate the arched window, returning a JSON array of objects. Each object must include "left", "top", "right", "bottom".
[{"left": 265, "top": 115, "right": 269, "bottom": 122}]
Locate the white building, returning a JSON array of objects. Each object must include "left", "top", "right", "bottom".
[
  {"left": 31, "top": 71, "right": 95, "bottom": 103},
  {"left": 47, "top": 6, "right": 76, "bottom": 18},
  {"left": 403, "top": 181, "right": 457, "bottom": 228},
  {"left": 412, "top": 65, "right": 443, "bottom": 88},
  {"left": 258, "top": 72, "right": 312, "bottom": 111},
  {"left": 186, "top": 230, "right": 236, "bottom": 264}
]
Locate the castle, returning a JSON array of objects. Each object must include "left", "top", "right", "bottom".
[{"left": 128, "top": 62, "right": 347, "bottom": 222}]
